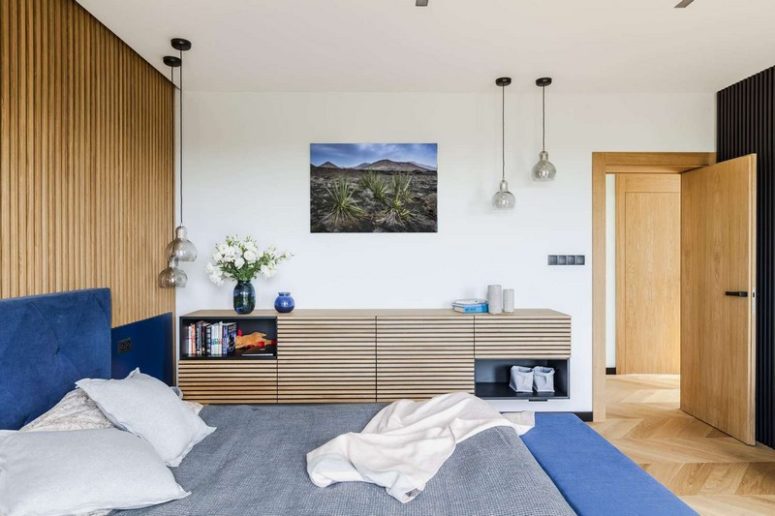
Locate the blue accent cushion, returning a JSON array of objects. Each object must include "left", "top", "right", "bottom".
[
  {"left": 523, "top": 413, "right": 697, "bottom": 516},
  {"left": 0, "top": 289, "right": 111, "bottom": 430}
]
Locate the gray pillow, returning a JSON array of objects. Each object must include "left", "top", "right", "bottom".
[
  {"left": 77, "top": 369, "right": 215, "bottom": 466},
  {"left": 0, "top": 429, "right": 189, "bottom": 516}
]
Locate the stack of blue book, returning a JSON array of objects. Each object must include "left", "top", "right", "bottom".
[{"left": 452, "top": 298, "right": 488, "bottom": 313}]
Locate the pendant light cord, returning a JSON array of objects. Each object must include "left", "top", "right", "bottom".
[
  {"left": 541, "top": 85, "right": 546, "bottom": 152},
  {"left": 178, "top": 49, "right": 184, "bottom": 226},
  {"left": 501, "top": 83, "right": 505, "bottom": 181}
]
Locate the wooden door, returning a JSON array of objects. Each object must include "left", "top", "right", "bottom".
[
  {"left": 616, "top": 174, "right": 681, "bottom": 374},
  {"left": 681, "top": 155, "right": 757, "bottom": 445}
]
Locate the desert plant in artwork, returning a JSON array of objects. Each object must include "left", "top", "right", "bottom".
[
  {"left": 322, "top": 177, "right": 365, "bottom": 229},
  {"left": 359, "top": 172, "right": 388, "bottom": 203},
  {"left": 310, "top": 143, "right": 437, "bottom": 233},
  {"left": 375, "top": 174, "right": 417, "bottom": 229}
]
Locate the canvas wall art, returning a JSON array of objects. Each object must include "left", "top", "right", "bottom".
[{"left": 310, "top": 143, "right": 438, "bottom": 233}]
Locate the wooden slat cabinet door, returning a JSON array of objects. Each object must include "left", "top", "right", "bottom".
[
  {"left": 474, "top": 311, "right": 571, "bottom": 359},
  {"left": 178, "top": 360, "right": 277, "bottom": 404},
  {"left": 376, "top": 316, "right": 474, "bottom": 402},
  {"left": 277, "top": 316, "right": 376, "bottom": 403}
]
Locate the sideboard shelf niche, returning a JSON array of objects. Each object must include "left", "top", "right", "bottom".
[{"left": 177, "top": 309, "right": 571, "bottom": 405}]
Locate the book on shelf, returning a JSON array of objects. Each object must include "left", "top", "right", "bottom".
[
  {"left": 183, "top": 320, "right": 238, "bottom": 358},
  {"left": 452, "top": 298, "right": 488, "bottom": 313},
  {"left": 452, "top": 298, "right": 488, "bottom": 306},
  {"left": 452, "top": 304, "right": 488, "bottom": 313}
]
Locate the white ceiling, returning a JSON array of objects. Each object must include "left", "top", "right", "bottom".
[{"left": 76, "top": 0, "right": 775, "bottom": 93}]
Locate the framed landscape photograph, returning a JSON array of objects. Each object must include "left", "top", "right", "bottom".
[{"left": 310, "top": 143, "right": 438, "bottom": 233}]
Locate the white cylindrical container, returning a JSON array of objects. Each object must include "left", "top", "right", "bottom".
[
  {"left": 487, "top": 284, "right": 503, "bottom": 314},
  {"left": 503, "top": 289, "right": 515, "bottom": 313}
]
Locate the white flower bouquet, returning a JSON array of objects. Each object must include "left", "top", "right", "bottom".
[{"left": 206, "top": 235, "right": 291, "bottom": 285}]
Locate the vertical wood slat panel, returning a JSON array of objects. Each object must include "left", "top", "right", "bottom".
[
  {"left": 717, "top": 66, "right": 775, "bottom": 448},
  {"left": 0, "top": 0, "right": 174, "bottom": 327},
  {"left": 376, "top": 316, "right": 474, "bottom": 402}
]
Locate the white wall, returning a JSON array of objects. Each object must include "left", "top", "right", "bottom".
[
  {"left": 177, "top": 90, "right": 714, "bottom": 412},
  {"left": 606, "top": 175, "right": 616, "bottom": 369}
]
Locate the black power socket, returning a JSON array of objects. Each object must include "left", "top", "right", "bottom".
[{"left": 117, "top": 338, "right": 132, "bottom": 353}]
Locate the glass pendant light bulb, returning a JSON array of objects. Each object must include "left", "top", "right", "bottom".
[
  {"left": 532, "top": 150, "right": 557, "bottom": 181},
  {"left": 158, "top": 256, "right": 188, "bottom": 288},
  {"left": 165, "top": 225, "right": 198, "bottom": 262},
  {"left": 493, "top": 179, "right": 516, "bottom": 209}
]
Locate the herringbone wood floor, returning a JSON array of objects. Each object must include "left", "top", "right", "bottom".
[{"left": 589, "top": 375, "right": 775, "bottom": 515}]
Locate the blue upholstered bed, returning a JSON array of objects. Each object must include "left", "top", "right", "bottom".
[{"left": 0, "top": 290, "right": 696, "bottom": 516}]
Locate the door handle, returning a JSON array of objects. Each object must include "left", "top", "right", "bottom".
[{"left": 725, "top": 291, "right": 749, "bottom": 297}]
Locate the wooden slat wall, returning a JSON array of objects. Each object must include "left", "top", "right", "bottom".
[
  {"left": 377, "top": 316, "right": 474, "bottom": 402},
  {"left": 0, "top": 0, "right": 174, "bottom": 327},
  {"left": 277, "top": 317, "right": 377, "bottom": 403}
]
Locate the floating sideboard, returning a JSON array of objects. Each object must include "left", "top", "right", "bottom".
[{"left": 177, "top": 309, "right": 571, "bottom": 404}]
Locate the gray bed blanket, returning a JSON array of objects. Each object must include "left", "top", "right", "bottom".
[{"left": 117, "top": 404, "right": 574, "bottom": 516}]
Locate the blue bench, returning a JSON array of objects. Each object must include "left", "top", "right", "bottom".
[{"left": 523, "top": 413, "right": 696, "bottom": 516}]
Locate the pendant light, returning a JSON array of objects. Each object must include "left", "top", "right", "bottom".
[
  {"left": 532, "top": 77, "right": 556, "bottom": 181},
  {"left": 165, "top": 38, "right": 196, "bottom": 262},
  {"left": 158, "top": 38, "right": 195, "bottom": 288},
  {"left": 493, "top": 77, "right": 516, "bottom": 209}
]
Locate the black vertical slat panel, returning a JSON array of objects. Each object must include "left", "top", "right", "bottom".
[{"left": 717, "top": 66, "right": 775, "bottom": 447}]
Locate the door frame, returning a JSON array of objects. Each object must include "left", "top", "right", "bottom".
[{"left": 591, "top": 152, "right": 716, "bottom": 421}]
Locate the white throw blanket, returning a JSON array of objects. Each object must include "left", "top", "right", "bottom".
[{"left": 306, "top": 392, "right": 534, "bottom": 503}]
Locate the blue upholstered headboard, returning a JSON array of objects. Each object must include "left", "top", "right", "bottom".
[{"left": 0, "top": 289, "right": 111, "bottom": 430}]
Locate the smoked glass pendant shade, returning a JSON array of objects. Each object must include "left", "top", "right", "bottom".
[
  {"left": 165, "top": 225, "right": 198, "bottom": 262},
  {"left": 532, "top": 150, "right": 557, "bottom": 181},
  {"left": 493, "top": 179, "right": 516, "bottom": 209},
  {"left": 158, "top": 256, "right": 188, "bottom": 288}
]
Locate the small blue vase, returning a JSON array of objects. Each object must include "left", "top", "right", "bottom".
[
  {"left": 274, "top": 292, "right": 295, "bottom": 313},
  {"left": 233, "top": 281, "right": 256, "bottom": 315}
]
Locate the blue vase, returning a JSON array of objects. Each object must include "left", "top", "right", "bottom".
[
  {"left": 274, "top": 292, "right": 295, "bottom": 313},
  {"left": 233, "top": 281, "right": 256, "bottom": 314}
]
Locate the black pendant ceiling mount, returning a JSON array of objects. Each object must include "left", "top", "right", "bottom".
[
  {"left": 162, "top": 55, "right": 181, "bottom": 68},
  {"left": 171, "top": 38, "right": 192, "bottom": 51}
]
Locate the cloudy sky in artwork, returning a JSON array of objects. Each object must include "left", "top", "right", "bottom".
[{"left": 311, "top": 143, "right": 437, "bottom": 169}]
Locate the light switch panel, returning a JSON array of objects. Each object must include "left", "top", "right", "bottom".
[{"left": 548, "top": 254, "right": 586, "bottom": 266}]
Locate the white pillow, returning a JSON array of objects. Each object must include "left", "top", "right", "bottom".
[
  {"left": 0, "top": 428, "right": 189, "bottom": 516},
  {"left": 21, "top": 388, "right": 204, "bottom": 433},
  {"left": 77, "top": 369, "right": 215, "bottom": 467}
]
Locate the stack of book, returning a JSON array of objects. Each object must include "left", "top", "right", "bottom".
[
  {"left": 452, "top": 299, "right": 488, "bottom": 313},
  {"left": 182, "top": 321, "right": 237, "bottom": 358}
]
